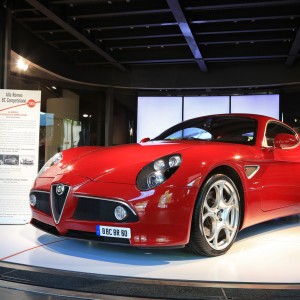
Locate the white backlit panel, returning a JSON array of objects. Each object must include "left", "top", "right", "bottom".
[
  {"left": 137, "top": 97, "right": 182, "bottom": 141},
  {"left": 231, "top": 95, "right": 279, "bottom": 119},
  {"left": 184, "top": 96, "right": 229, "bottom": 120}
]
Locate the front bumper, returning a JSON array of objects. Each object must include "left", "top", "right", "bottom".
[{"left": 30, "top": 177, "right": 199, "bottom": 247}]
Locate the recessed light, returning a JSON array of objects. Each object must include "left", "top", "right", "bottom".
[
  {"left": 17, "top": 59, "right": 29, "bottom": 71},
  {"left": 51, "top": 86, "right": 57, "bottom": 90}
]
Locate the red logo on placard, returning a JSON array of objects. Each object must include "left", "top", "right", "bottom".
[{"left": 27, "top": 99, "right": 36, "bottom": 108}]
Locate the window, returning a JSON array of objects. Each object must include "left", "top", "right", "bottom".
[{"left": 155, "top": 116, "right": 257, "bottom": 145}]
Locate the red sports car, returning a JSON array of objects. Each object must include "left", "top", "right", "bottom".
[{"left": 30, "top": 114, "right": 300, "bottom": 256}]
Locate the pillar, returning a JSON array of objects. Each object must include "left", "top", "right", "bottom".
[
  {"left": 0, "top": 5, "right": 11, "bottom": 89},
  {"left": 105, "top": 87, "right": 114, "bottom": 146}
]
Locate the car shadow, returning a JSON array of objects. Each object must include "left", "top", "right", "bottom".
[
  {"left": 235, "top": 214, "right": 300, "bottom": 242},
  {"left": 36, "top": 214, "right": 300, "bottom": 266},
  {"left": 37, "top": 234, "right": 198, "bottom": 266}
]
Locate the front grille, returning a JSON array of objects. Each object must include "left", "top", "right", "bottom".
[
  {"left": 30, "top": 191, "right": 51, "bottom": 215},
  {"left": 73, "top": 196, "right": 139, "bottom": 223},
  {"left": 51, "top": 184, "right": 70, "bottom": 224}
]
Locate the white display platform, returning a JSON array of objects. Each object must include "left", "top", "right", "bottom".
[{"left": 0, "top": 216, "right": 299, "bottom": 284}]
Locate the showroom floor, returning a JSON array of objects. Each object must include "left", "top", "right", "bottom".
[{"left": 0, "top": 216, "right": 300, "bottom": 299}]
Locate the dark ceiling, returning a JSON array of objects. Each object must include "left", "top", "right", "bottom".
[{"left": 8, "top": 0, "right": 300, "bottom": 74}]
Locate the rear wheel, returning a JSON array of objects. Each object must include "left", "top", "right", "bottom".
[{"left": 187, "top": 174, "right": 241, "bottom": 256}]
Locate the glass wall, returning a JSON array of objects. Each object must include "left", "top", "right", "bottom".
[{"left": 137, "top": 94, "right": 280, "bottom": 141}]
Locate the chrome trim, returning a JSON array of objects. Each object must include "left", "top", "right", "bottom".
[
  {"left": 73, "top": 194, "right": 137, "bottom": 216},
  {"left": 51, "top": 184, "right": 71, "bottom": 225},
  {"left": 244, "top": 165, "right": 260, "bottom": 179},
  {"left": 30, "top": 190, "right": 50, "bottom": 194}
]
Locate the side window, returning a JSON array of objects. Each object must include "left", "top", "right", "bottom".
[{"left": 265, "top": 122, "right": 296, "bottom": 147}]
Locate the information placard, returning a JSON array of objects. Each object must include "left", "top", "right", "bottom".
[{"left": 0, "top": 89, "right": 41, "bottom": 224}]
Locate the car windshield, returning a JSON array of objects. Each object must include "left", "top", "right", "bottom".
[{"left": 154, "top": 116, "right": 257, "bottom": 145}]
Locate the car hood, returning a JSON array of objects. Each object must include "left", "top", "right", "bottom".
[{"left": 58, "top": 141, "right": 193, "bottom": 183}]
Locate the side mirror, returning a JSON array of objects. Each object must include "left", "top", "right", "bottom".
[
  {"left": 274, "top": 133, "right": 299, "bottom": 149},
  {"left": 140, "top": 137, "right": 150, "bottom": 143}
]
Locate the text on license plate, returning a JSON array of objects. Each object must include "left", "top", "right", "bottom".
[{"left": 96, "top": 225, "right": 131, "bottom": 239}]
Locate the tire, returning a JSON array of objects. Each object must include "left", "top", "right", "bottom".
[{"left": 187, "top": 174, "right": 241, "bottom": 256}]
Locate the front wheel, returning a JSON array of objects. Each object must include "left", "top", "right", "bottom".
[{"left": 187, "top": 174, "right": 241, "bottom": 256}]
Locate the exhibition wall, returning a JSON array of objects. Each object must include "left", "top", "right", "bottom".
[{"left": 137, "top": 94, "right": 280, "bottom": 141}]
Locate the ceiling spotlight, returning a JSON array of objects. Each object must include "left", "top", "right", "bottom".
[
  {"left": 17, "top": 59, "right": 29, "bottom": 71},
  {"left": 83, "top": 114, "right": 89, "bottom": 118},
  {"left": 107, "top": 0, "right": 112, "bottom": 4},
  {"left": 51, "top": 86, "right": 57, "bottom": 90}
]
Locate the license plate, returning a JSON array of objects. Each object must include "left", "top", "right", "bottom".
[{"left": 96, "top": 225, "right": 131, "bottom": 239}]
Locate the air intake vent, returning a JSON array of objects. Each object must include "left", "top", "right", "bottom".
[
  {"left": 244, "top": 165, "right": 260, "bottom": 179},
  {"left": 73, "top": 196, "right": 139, "bottom": 223},
  {"left": 30, "top": 191, "right": 51, "bottom": 215}
]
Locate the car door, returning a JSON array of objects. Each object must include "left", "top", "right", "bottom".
[{"left": 261, "top": 121, "right": 300, "bottom": 211}]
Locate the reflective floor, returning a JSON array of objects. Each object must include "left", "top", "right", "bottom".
[{"left": 0, "top": 215, "right": 300, "bottom": 284}]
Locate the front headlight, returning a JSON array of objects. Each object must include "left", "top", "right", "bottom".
[
  {"left": 38, "top": 152, "right": 63, "bottom": 177},
  {"left": 136, "top": 154, "right": 182, "bottom": 191}
]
